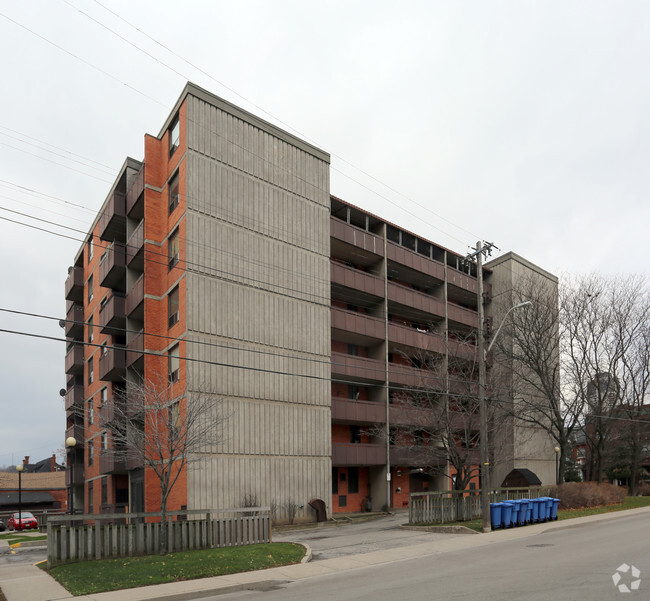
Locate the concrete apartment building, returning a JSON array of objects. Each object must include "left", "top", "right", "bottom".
[{"left": 63, "top": 82, "right": 556, "bottom": 520}]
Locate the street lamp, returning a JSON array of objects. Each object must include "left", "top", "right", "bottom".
[
  {"left": 478, "top": 298, "right": 532, "bottom": 533},
  {"left": 554, "top": 446, "right": 561, "bottom": 485},
  {"left": 66, "top": 436, "right": 77, "bottom": 514},
  {"left": 16, "top": 464, "right": 23, "bottom": 530}
]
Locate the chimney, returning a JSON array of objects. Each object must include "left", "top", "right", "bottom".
[
  {"left": 23, "top": 456, "right": 29, "bottom": 466},
  {"left": 51, "top": 454, "right": 56, "bottom": 471}
]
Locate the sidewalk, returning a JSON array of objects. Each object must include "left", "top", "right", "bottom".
[{"left": 2, "top": 506, "right": 649, "bottom": 601}]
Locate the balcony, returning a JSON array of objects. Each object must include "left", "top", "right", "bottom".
[
  {"left": 65, "top": 422, "right": 84, "bottom": 443},
  {"left": 330, "top": 261, "right": 384, "bottom": 300},
  {"left": 390, "top": 445, "right": 447, "bottom": 467},
  {"left": 387, "top": 282, "right": 446, "bottom": 320},
  {"left": 330, "top": 217, "right": 384, "bottom": 260},
  {"left": 99, "top": 190, "right": 127, "bottom": 242},
  {"left": 126, "top": 219, "right": 144, "bottom": 271},
  {"left": 331, "top": 352, "right": 385, "bottom": 383},
  {"left": 64, "top": 266, "right": 84, "bottom": 302},
  {"left": 64, "top": 385, "right": 85, "bottom": 411},
  {"left": 126, "top": 274, "right": 144, "bottom": 320},
  {"left": 447, "top": 303, "right": 479, "bottom": 329},
  {"left": 386, "top": 242, "right": 445, "bottom": 281},
  {"left": 99, "top": 243, "right": 127, "bottom": 292},
  {"left": 99, "top": 346, "right": 126, "bottom": 381},
  {"left": 99, "top": 452, "right": 128, "bottom": 475},
  {"left": 99, "top": 293, "right": 126, "bottom": 335},
  {"left": 64, "top": 303, "right": 84, "bottom": 339},
  {"left": 389, "top": 403, "right": 430, "bottom": 426},
  {"left": 99, "top": 398, "right": 125, "bottom": 424},
  {"left": 332, "top": 442, "right": 386, "bottom": 466},
  {"left": 331, "top": 397, "right": 385, "bottom": 425},
  {"left": 65, "top": 344, "right": 84, "bottom": 375},
  {"left": 388, "top": 321, "right": 445, "bottom": 354},
  {"left": 388, "top": 363, "right": 445, "bottom": 389},
  {"left": 65, "top": 462, "right": 85, "bottom": 487},
  {"left": 126, "top": 166, "right": 145, "bottom": 218},
  {"left": 331, "top": 307, "right": 384, "bottom": 343},
  {"left": 127, "top": 330, "right": 144, "bottom": 367}
]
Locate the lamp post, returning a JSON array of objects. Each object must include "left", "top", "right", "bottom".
[
  {"left": 66, "top": 436, "right": 77, "bottom": 514},
  {"left": 554, "top": 446, "right": 560, "bottom": 485},
  {"left": 15, "top": 464, "right": 23, "bottom": 530}
]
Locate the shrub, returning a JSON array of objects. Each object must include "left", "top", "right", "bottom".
[
  {"left": 636, "top": 483, "right": 650, "bottom": 497},
  {"left": 550, "top": 482, "right": 626, "bottom": 509}
]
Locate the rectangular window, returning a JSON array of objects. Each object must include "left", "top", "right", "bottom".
[
  {"left": 169, "top": 117, "right": 180, "bottom": 155},
  {"left": 88, "top": 275, "right": 94, "bottom": 303},
  {"left": 101, "top": 476, "right": 108, "bottom": 506},
  {"left": 169, "top": 171, "right": 179, "bottom": 214},
  {"left": 348, "top": 467, "right": 359, "bottom": 494},
  {"left": 168, "top": 286, "right": 179, "bottom": 327},
  {"left": 100, "top": 387, "right": 107, "bottom": 405},
  {"left": 88, "top": 237, "right": 94, "bottom": 261},
  {"left": 88, "top": 441, "right": 94, "bottom": 466},
  {"left": 348, "top": 385, "right": 359, "bottom": 400},
  {"left": 87, "top": 315, "right": 93, "bottom": 343},
  {"left": 168, "top": 229, "right": 179, "bottom": 269},
  {"left": 101, "top": 431, "right": 108, "bottom": 450},
  {"left": 350, "top": 426, "right": 361, "bottom": 444},
  {"left": 332, "top": 467, "right": 338, "bottom": 494},
  {"left": 168, "top": 344, "right": 180, "bottom": 383},
  {"left": 87, "top": 398, "right": 94, "bottom": 425},
  {"left": 88, "top": 357, "right": 94, "bottom": 385},
  {"left": 88, "top": 481, "right": 93, "bottom": 514}
]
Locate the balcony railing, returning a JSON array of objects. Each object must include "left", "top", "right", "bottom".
[
  {"left": 126, "top": 330, "right": 144, "bottom": 366},
  {"left": 99, "top": 346, "right": 126, "bottom": 381},
  {"left": 126, "top": 166, "right": 145, "bottom": 218},
  {"left": 64, "top": 266, "right": 84, "bottom": 302},
  {"left": 331, "top": 307, "right": 384, "bottom": 341},
  {"left": 65, "top": 344, "right": 84, "bottom": 375},
  {"left": 65, "top": 422, "right": 84, "bottom": 442},
  {"left": 330, "top": 261, "right": 384, "bottom": 299},
  {"left": 64, "top": 303, "right": 84, "bottom": 339},
  {"left": 99, "top": 293, "right": 126, "bottom": 335},
  {"left": 330, "top": 217, "right": 383, "bottom": 257},
  {"left": 386, "top": 241, "right": 445, "bottom": 282},
  {"left": 99, "top": 190, "right": 127, "bottom": 242},
  {"left": 331, "top": 397, "right": 386, "bottom": 425},
  {"left": 387, "top": 281, "right": 446, "bottom": 319},
  {"left": 331, "top": 442, "right": 386, "bottom": 466},
  {"left": 65, "top": 463, "right": 85, "bottom": 487},
  {"left": 126, "top": 219, "right": 144, "bottom": 271},
  {"left": 388, "top": 363, "right": 446, "bottom": 389},
  {"left": 99, "top": 452, "right": 128, "bottom": 475},
  {"left": 64, "top": 385, "right": 85, "bottom": 411},
  {"left": 126, "top": 274, "right": 144, "bottom": 321},
  {"left": 99, "top": 243, "right": 127, "bottom": 292},
  {"left": 331, "top": 352, "right": 385, "bottom": 383}
]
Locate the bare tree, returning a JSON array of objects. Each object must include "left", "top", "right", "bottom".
[{"left": 98, "top": 377, "right": 225, "bottom": 554}]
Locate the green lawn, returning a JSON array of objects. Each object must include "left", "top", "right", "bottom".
[
  {"left": 0, "top": 533, "right": 47, "bottom": 545},
  {"left": 41, "top": 543, "right": 305, "bottom": 596}
]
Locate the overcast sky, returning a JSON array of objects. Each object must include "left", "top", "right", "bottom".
[{"left": 1, "top": 1, "right": 649, "bottom": 466}]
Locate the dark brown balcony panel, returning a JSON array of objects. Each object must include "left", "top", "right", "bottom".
[
  {"left": 64, "top": 266, "right": 84, "bottom": 302},
  {"left": 389, "top": 404, "right": 431, "bottom": 426},
  {"left": 388, "top": 363, "right": 446, "bottom": 389},
  {"left": 331, "top": 307, "right": 384, "bottom": 342},
  {"left": 331, "top": 397, "right": 386, "bottom": 425},
  {"left": 99, "top": 190, "right": 127, "bottom": 242},
  {"left": 447, "top": 303, "right": 479, "bottom": 329},
  {"left": 99, "top": 452, "right": 128, "bottom": 475},
  {"left": 126, "top": 166, "right": 145, "bottom": 219},
  {"left": 126, "top": 330, "right": 144, "bottom": 366},
  {"left": 330, "top": 217, "right": 384, "bottom": 260},
  {"left": 330, "top": 262, "right": 384, "bottom": 300},
  {"left": 65, "top": 344, "right": 84, "bottom": 375},
  {"left": 65, "top": 422, "right": 84, "bottom": 443},
  {"left": 99, "top": 346, "right": 126, "bottom": 381},
  {"left": 386, "top": 243, "right": 445, "bottom": 282},
  {"left": 126, "top": 219, "right": 144, "bottom": 271},
  {"left": 64, "top": 384, "right": 85, "bottom": 411},
  {"left": 99, "top": 293, "right": 126, "bottom": 335},
  {"left": 387, "top": 322, "right": 446, "bottom": 354},
  {"left": 387, "top": 282, "right": 446, "bottom": 319},
  {"left": 331, "top": 442, "right": 386, "bottom": 466},
  {"left": 390, "top": 446, "right": 446, "bottom": 467},
  {"left": 99, "top": 243, "right": 127, "bottom": 292},
  {"left": 65, "top": 303, "right": 84, "bottom": 339},
  {"left": 331, "top": 352, "right": 385, "bottom": 383},
  {"left": 126, "top": 274, "right": 144, "bottom": 319},
  {"left": 65, "top": 463, "right": 85, "bottom": 487}
]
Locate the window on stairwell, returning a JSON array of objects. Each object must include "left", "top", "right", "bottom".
[
  {"left": 168, "top": 344, "right": 180, "bottom": 383},
  {"left": 348, "top": 467, "right": 359, "bottom": 494},
  {"left": 88, "top": 275, "right": 94, "bottom": 303},
  {"left": 168, "top": 228, "right": 180, "bottom": 269},
  {"left": 350, "top": 426, "right": 361, "bottom": 444},
  {"left": 169, "top": 171, "right": 180, "bottom": 214},
  {"left": 169, "top": 116, "right": 180, "bottom": 156},
  {"left": 168, "top": 286, "right": 179, "bottom": 327}
]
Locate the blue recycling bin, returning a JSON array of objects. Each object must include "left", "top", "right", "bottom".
[
  {"left": 490, "top": 503, "right": 503, "bottom": 530},
  {"left": 516, "top": 499, "right": 530, "bottom": 525},
  {"left": 550, "top": 498, "right": 560, "bottom": 520},
  {"left": 537, "top": 497, "right": 549, "bottom": 522},
  {"left": 501, "top": 502, "right": 514, "bottom": 528},
  {"left": 546, "top": 497, "right": 555, "bottom": 519},
  {"left": 531, "top": 498, "right": 540, "bottom": 522},
  {"left": 523, "top": 499, "right": 533, "bottom": 524},
  {"left": 511, "top": 501, "right": 521, "bottom": 526}
]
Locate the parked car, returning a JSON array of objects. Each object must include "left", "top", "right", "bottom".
[
  {"left": 0, "top": 518, "right": 5, "bottom": 532},
  {"left": 7, "top": 512, "right": 38, "bottom": 531}
]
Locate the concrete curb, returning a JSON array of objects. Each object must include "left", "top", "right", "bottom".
[{"left": 400, "top": 524, "right": 479, "bottom": 535}]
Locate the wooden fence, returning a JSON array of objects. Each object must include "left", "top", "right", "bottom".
[
  {"left": 409, "top": 488, "right": 553, "bottom": 524},
  {"left": 47, "top": 507, "right": 270, "bottom": 566}
]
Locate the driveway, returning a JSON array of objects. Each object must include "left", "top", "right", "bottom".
[{"left": 273, "top": 512, "right": 467, "bottom": 561}]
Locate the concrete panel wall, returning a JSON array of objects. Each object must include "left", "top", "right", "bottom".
[{"left": 183, "top": 93, "right": 332, "bottom": 517}]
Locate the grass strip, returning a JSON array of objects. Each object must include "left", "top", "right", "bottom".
[
  {"left": 0, "top": 533, "right": 47, "bottom": 545},
  {"left": 41, "top": 542, "right": 305, "bottom": 596}
]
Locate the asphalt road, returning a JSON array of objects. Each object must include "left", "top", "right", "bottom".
[{"left": 212, "top": 512, "right": 650, "bottom": 601}]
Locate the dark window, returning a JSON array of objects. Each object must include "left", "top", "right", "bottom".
[
  {"left": 169, "top": 172, "right": 179, "bottom": 214},
  {"left": 87, "top": 440, "right": 94, "bottom": 466},
  {"left": 401, "top": 232, "right": 416, "bottom": 251},
  {"left": 169, "top": 117, "right": 180, "bottom": 155},
  {"left": 348, "top": 467, "right": 359, "bottom": 494},
  {"left": 168, "top": 344, "right": 180, "bottom": 383},
  {"left": 338, "top": 495, "right": 347, "bottom": 507},
  {"left": 350, "top": 426, "right": 361, "bottom": 444},
  {"left": 88, "top": 275, "right": 94, "bottom": 302},
  {"left": 386, "top": 225, "right": 400, "bottom": 244},
  {"left": 332, "top": 467, "right": 338, "bottom": 494},
  {"left": 417, "top": 239, "right": 431, "bottom": 257},
  {"left": 348, "top": 344, "right": 359, "bottom": 356},
  {"left": 88, "top": 481, "right": 93, "bottom": 514},
  {"left": 87, "top": 315, "right": 93, "bottom": 343},
  {"left": 101, "top": 476, "right": 108, "bottom": 506},
  {"left": 168, "top": 286, "right": 179, "bottom": 327},
  {"left": 87, "top": 357, "right": 94, "bottom": 385},
  {"left": 168, "top": 229, "right": 179, "bottom": 269},
  {"left": 348, "top": 385, "right": 359, "bottom": 400},
  {"left": 411, "top": 356, "right": 422, "bottom": 369},
  {"left": 414, "top": 429, "right": 424, "bottom": 446},
  {"left": 346, "top": 304, "right": 359, "bottom": 312}
]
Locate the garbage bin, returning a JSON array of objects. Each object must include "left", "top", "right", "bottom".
[
  {"left": 537, "top": 497, "right": 548, "bottom": 522},
  {"left": 523, "top": 499, "right": 533, "bottom": 524},
  {"left": 545, "top": 497, "right": 555, "bottom": 520},
  {"left": 501, "top": 502, "right": 514, "bottom": 528},
  {"left": 550, "top": 498, "right": 560, "bottom": 520},
  {"left": 511, "top": 501, "right": 521, "bottom": 526},
  {"left": 530, "top": 498, "right": 540, "bottom": 522},
  {"left": 490, "top": 503, "right": 503, "bottom": 530},
  {"left": 516, "top": 499, "right": 530, "bottom": 525}
]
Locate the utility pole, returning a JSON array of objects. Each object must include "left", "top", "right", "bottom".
[{"left": 465, "top": 241, "right": 497, "bottom": 533}]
